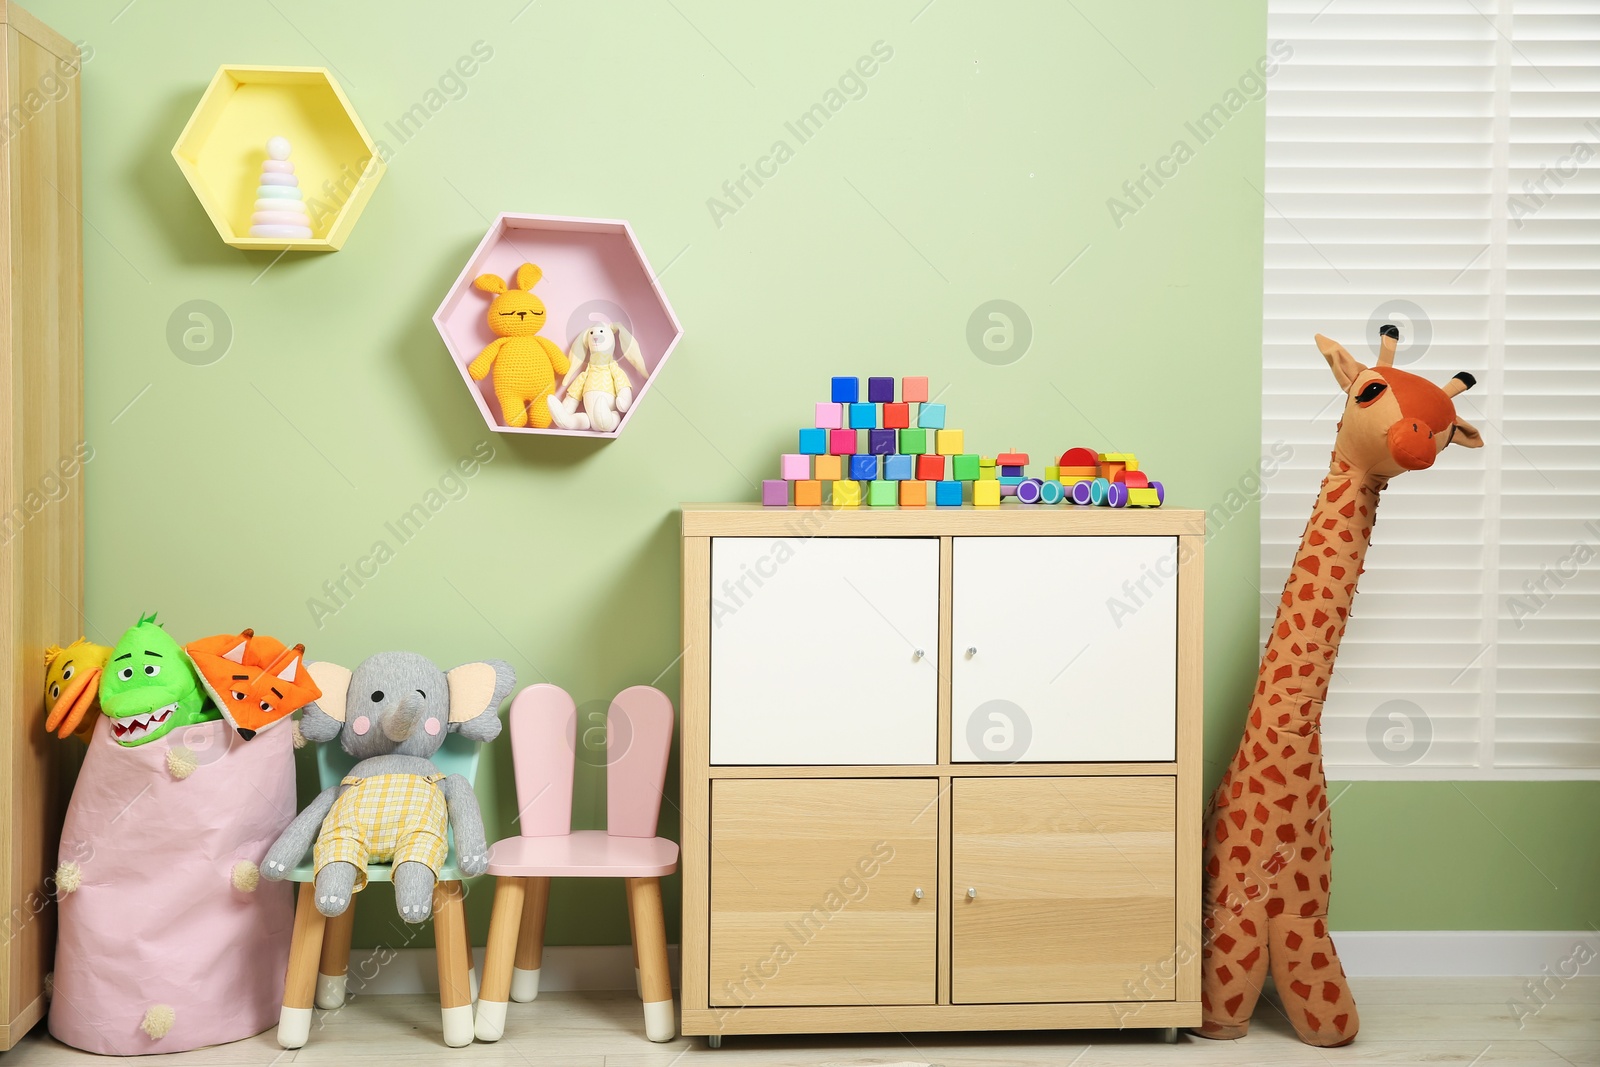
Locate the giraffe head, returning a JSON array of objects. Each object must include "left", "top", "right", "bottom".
[{"left": 1313, "top": 325, "right": 1483, "bottom": 477}]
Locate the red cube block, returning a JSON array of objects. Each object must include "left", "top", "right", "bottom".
[
  {"left": 916, "top": 453, "right": 945, "bottom": 481},
  {"left": 882, "top": 402, "right": 910, "bottom": 429},
  {"left": 829, "top": 428, "right": 859, "bottom": 455}
]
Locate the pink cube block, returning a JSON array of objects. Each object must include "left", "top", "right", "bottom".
[
  {"left": 829, "top": 428, "right": 859, "bottom": 455},
  {"left": 815, "top": 402, "right": 843, "bottom": 429},
  {"left": 902, "top": 376, "right": 929, "bottom": 403},
  {"left": 761, "top": 479, "right": 789, "bottom": 506},
  {"left": 780, "top": 454, "right": 810, "bottom": 480}
]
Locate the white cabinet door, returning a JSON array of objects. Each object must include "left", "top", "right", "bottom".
[
  {"left": 952, "top": 537, "right": 1178, "bottom": 763},
  {"left": 710, "top": 537, "right": 939, "bottom": 765}
]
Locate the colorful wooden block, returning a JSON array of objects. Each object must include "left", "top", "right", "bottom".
[
  {"left": 868, "top": 428, "right": 897, "bottom": 455},
  {"left": 1015, "top": 478, "right": 1043, "bottom": 504},
  {"left": 916, "top": 453, "right": 945, "bottom": 481},
  {"left": 918, "top": 403, "right": 946, "bottom": 429},
  {"left": 1129, "top": 485, "right": 1162, "bottom": 507},
  {"left": 935, "top": 479, "right": 963, "bottom": 506},
  {"left": 883, "top": 454, "right": 913, "bottom": 481},
  {"left": 868, "top": 479, "right": 898, "bottom": 506},
  {"left": 833, "top": 480, "right": 862, "bottom": 506},
  {"left": 815, "top": 402, "right": 843, "bottom": 429},
  {"left": 849, "top": 454, "right": 879, "bottom": 481},
  {"left": 794, "top": 479, "right": 822, "bottom": 507},
  {"left": 899, "top": 428, "right": 928, "bottom": 455},
  {"left": 996, "top": 450, "right": 1029, "bottom": 466},
  {"left": 1040, "top": 479, "right": 1065, "bottom": 504},
  {"left": 829, "top": 428, "right": 858, "bottom": 455},
  {"left": 849, "top": 403, "right": 877, "bottom": 429},
  {"left": 831, "top": 377, "right": 859, "bottom": 404},
  {"left": 799, "top": 428, "right": 826, "bottom": 455},
  {"left": 1000, "top": 465, "right": 1024, "bottom": 478},
  {"left": 761, "top": 479, "right": 788, "bottom": 506},
  {"left": 882, "top": 402, "right": 910, "bottom": 429},
  {"left": 935, "top": 429, "right": 964, "bottom": 455},
  {"left": 1059, "top": 447, "right": 1098, "bottom": 467},
  {"left": 902, "top": 376, "right": 929, "bottom": 403},
  {"left": 973, "top": 479, "right": 1001, "bottom": 507},
  {"left": 867, "top": 376, "right": 895, "bottom": 403},
  {"left": 1045, "top": 465, "right": 1060, "bottom": 482},
  {"left": 814, "top": 454, "right": 843, "bottom": 481},
  {"left": 780, "top": 454, "right": 810, "bottom": 480},
  {"left": 899, "top": 480, "right": 927, "bottom": 507},
  {"left": 952, "top": 454, "right": 979, "bottom": 481}
]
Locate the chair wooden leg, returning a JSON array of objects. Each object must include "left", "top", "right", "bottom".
[
  {"left": 461, "top": 890, "right": 478, "bottom": 1004},
  {"left": 626, "top": 877, "right": 675, "bottom": 1042},
  {"left": 511, "top": 876, "right": 549, "bottom": 1003},
  {"left": 433, "top": 880, "right": 473, "bottom": 1047},
  {"left": 626, "top": 891, "right": 641, "bottom": 998},
  {"left": 317, "top": 903, "right": 356, "bottom": 1009},
  {"left": 279, "top": 883, "right": 327, "bottom": 1049},
  {"left": 473, "top": 877, "right": 525, "bottom": 1043}
]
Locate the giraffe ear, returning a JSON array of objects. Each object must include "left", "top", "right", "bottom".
[
  {"left": 1448, "top": 417, "right": 1484, "bottom": 449},
  {"left": 1314, "top": 334, "right": 1364, "bottom": 392}
]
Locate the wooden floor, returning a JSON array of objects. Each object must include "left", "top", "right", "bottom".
[{"left": 7, "top": 979, "right": 1597, "bottom": 1065}]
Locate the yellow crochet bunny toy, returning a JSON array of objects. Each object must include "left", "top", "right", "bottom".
[
  {"left": 467, "top": 263, "right": 570, "bottom": 429},
  {"left": 546, "top": 321, "right": 648, "bottom": 433}
]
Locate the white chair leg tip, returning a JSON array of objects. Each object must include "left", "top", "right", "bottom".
[
  {"left": 644, "top": 998, "right": 676, "bottom": 1043},
  {"left": 474, "top": 999, "right": 507, "bottom": 1043},
  {"left": 441, "top": 1004, "right": 474, "bottom": 1047},
  {"left": 315, "top": 971, "right": 347, "bottom": 1009},
  {"left": 277, "top": 1006, "right": 312, "bottom": 1049},
  {"left": 510, "top": 966, "right": 540, "bottom": 1003}
]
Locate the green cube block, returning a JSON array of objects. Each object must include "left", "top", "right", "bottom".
[
  {"left": 898, "top": 428, "right": 928, "bottom": 455},
  {"left": 868, "top": 479, "right": 899, "bottom": 506},
  {"left": 952, "top": 453, "right": 980, "bottom": 481}
]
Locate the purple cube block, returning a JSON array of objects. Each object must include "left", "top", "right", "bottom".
[
  {"left": 761, "top": 479, "right": 789, "bottom": 506},
  {"left": 868, "top": 429, "right": 897, "bottom": 455},
  {"left": 867, "top": 376, "right": 895, "bottom": 403}
]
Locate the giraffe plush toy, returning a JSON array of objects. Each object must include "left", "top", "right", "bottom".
[{"left": 1195, "top": 325, "right": 1482, "bottom": 1047}]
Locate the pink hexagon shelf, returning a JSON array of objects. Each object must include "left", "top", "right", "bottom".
[{"left": 433, "top": 214, "right": 683, "bottom": 438}]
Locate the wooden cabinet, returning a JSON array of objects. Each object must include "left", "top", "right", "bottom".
[
  {"left": 709, "top": 779, "right": 937, "bottom": 1007},
  {"left": 681, "top": 505, "right": 1204, "bottom": 1040},
  {"left": 951, "top": 777, "right": 1175, "bottom": 1004},
  {"left": 0, "top": 4, "right": 82, "bottom": 1051}
]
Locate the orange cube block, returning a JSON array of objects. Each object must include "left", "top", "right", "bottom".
[
  {"left": 899, "top": 480, "right": 927, "bottom": 507},
  {"left": 814, "top": 454, "right": 843, "bottom": 481},
  {"left": 794, "top": 479, "right": 822, "bottom": 507}
]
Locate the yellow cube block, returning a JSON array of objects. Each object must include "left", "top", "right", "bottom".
[
  {"left": 899, "top": 480, "right": 927, "bottom": 507},
  {"left": 1045, "top": 465, "right": 1060, "bottom": 481},
  {"left": 814, "top": 454, "right": 843, "bottom": 481},
  {"left": 936, "top": 430, "right": 964, "bottom": 456},
  {"left": 973, "top": 479, "right": 1001, "bottom": 507},
  {"left": 832, "top": 480, "right": 862, "bottom": 507}
]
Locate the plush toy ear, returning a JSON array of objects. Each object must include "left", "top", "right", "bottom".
[
  {"left": 1314, "top": 333, "right": 1365, "bottom": 393},
  {"left": 304, "top": 661, "right": 352, "bottom": 723},
  {"left": 1449, "top": 416, "right": 1484, "bottom": 449},
  {"left": 446, "top": 660, "right": 516, "bottom": 742},
  {"left": 613, "top": 324, "right": 646, "bottom": 377},
  {"left": 514, "top": 263, "right": 542, "bottom": 291},
  {"left": 473, "top": 274, "right": 507, "bottom": 295},
  {"left": 568, "top": 331, "right": 589, "bottom": 365}
]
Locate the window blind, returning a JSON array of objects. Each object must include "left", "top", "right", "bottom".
[{"left": 1262, "top": 0, "right": 1600, "bottom": 779}]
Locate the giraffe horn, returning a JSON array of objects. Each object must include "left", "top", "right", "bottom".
[
  {"left": 1377, "top": 323, "right": 1399, "bottom": 367},
  {"left": 1444, "top": 371, "right": 1475, "bottom": 399}
]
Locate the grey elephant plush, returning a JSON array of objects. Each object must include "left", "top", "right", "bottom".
[{"left": 261, "top": 651, "right": 515, "bottom": 923}]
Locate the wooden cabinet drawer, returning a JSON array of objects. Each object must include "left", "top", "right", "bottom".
[
  {"left": 952, "top": 776, "right": 1175, "bottom": 1004},
  {"left": 709, "top": 778, "right": 938, "bottom": 1007},
  {"left": 951, "top": 536, "right": 1178, "bottom": 762},
  {"left": 710, "top": 537, "right": 939, "bottom": 765}
]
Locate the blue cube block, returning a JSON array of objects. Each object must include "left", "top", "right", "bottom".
[
  {"left": 798, "top": 427, "right": 826, "bottom": 455},
  {"left": 883, "top": 454, "right": 913, "bottom": 481},
  {"left": 935, "top": 480, "right": 963, "bottom": 506},
  {"left": 831, "top": 376, "right": 859, "bottom": 404},
  {"left": 868, "top": 429, "right": 897, "bottom": 455},
  {"left": 849, "top": 403, "right": 877, "bottom": 429},
  {"left": 867, "top": 376, "right": 895, "bottom": 403},
  {"left": 917, "top": 403, "right": 946, "bottom": 429},
  {"left": 849, "top": 453, "right": 879, "bottom": 480}
]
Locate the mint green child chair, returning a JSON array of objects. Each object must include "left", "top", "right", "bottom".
[{"left": 278, "top": 733, "right": 481, "bottom": 1048}]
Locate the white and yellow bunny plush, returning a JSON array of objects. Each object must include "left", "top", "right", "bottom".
[{"left": 546, "top": 322, "right": 647, "bottom": 432}]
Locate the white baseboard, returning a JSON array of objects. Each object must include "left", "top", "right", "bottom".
[{"left": 340, "top": 932, "right": 1595, "bottom": 996}]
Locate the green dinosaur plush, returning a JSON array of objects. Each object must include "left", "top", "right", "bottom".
[{"left": 98, "top": 613, "right": 220, "bottom": 746}]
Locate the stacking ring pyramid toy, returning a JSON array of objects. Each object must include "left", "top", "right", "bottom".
[{"left": 248, "top": 137, "right": 313, "bottom": 240}]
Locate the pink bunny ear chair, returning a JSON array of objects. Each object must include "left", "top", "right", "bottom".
[{"left": 474, "top": 685, "right": 679, "bottom": 1043}]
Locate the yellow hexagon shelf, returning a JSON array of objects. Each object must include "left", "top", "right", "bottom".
[{"left": 172, "top": 66, "right": 385, "bottom": 252}]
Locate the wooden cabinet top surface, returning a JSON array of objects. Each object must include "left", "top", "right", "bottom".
[{"left": 680, "top": 502, "right": 1206, "bottom": 537}]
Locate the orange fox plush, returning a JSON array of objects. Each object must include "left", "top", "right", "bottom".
[{"left": 186, "top": 630, "right": 321, "bottom": 739}]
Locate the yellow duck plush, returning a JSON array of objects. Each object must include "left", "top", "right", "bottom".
[
  {"left": 467, "top": 263, "right": 571, "bottom": 429},
  {"left": 43, "top": 638, "right": 112, "bottom": 742}
]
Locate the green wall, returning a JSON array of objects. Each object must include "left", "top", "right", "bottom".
[{"left": 30, "top": 0, "right": 1594, "bottom": 951}]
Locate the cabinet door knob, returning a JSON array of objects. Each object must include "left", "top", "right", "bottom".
[
  {"left": 913, "top": 648, "right": 925, "bottom": 661},
  {"left": 966, "top": 646, "right": 978, "bottom": 657},
  {"left": 967, "top": 887, "right": 977, "bottom": 899},
  {"left": 913, "top": 887, "right": 924, "bottom": 899}
]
